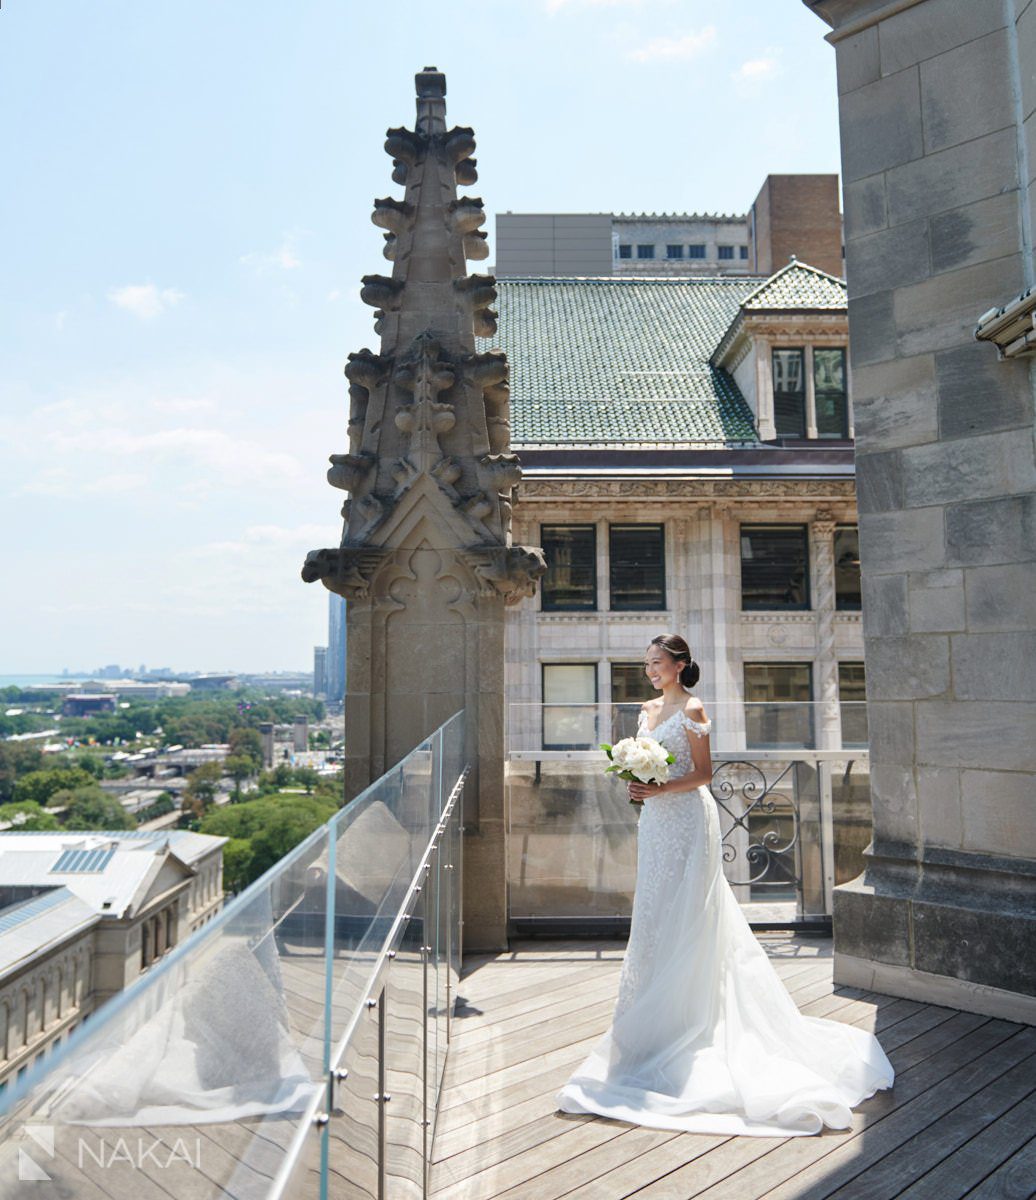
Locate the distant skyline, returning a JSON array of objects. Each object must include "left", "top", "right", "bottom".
[{"left": 1, "top": 0, "right": 841, "bottom": 673}]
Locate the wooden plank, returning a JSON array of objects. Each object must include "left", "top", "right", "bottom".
[
  {"left": 548, "top": 1131, "right": 732, "bottom": 1200},
  {"left": 960, "top": 1133, "right": 1036, "bottom": 1199},
  {"left": 430, "top": 1117, "right": 628, "bottom": 1199},
  {"left": 822, "top": 1054, "right": 1036, "bottom": 1200},
  {"left": 894, "top": 1089, "right": 1036, "bottom": 1200},
  {"left": 747, "top": 1024, "right": 1035, "bottom": 1200}
]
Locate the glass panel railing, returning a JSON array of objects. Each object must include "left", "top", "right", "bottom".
[
  {"left": 506, "top": 703, "right": 870, "bottom": 929},
  {"left": 0, "top": 710, "right": 468, "bottom": 1200}
]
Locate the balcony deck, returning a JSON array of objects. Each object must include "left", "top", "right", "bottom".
[{"left": 429, "top": 937, "right": 1036, "bottom": 1200}]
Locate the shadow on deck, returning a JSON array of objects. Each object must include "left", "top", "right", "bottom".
[{"left": 429, "top": 936, "right": 1036, "bottom": 1200}]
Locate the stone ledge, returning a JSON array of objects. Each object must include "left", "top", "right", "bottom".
[{"left": 833, "top": 950, "right": 1036, "bottom": 1026}]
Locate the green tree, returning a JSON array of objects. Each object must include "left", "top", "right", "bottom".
[
  {"left": 184, "top": 761, "right": 224, "bottom": 819},
  {"left": 57, "top": 787, "right": 136, "bottom": 830},
  {"left": 228, "top": 727, "right": 264, "bottom": 770},
  {"left": 14, "top": 767, "right": 96, "bottom": 807},
  {"left": 200, "top": 793, "right": 336, "bottom": 888},
  {"left": 293, "top": 767, "right": 319, "bottom": 794},
  {"left": 221, "top": 838, "right": 253, "bottom": 893},
  {"left": 0, "top": 800, "right": 61, "bottom": 831},
  {"left": 0, "top": 743, "right": 45, "bottom": 804},
  {"left": 224, "top": 755, "right": 255, "bottom": 802}
]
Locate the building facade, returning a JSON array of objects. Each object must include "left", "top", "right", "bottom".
[
  {"left": 491, "top": 264, "right": 861, "bottom": 750},
  {"left": 0, "top": 830, "right": 226, "bottom": 1089}
]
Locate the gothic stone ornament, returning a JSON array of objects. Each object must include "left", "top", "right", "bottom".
[{"left": 302, "top": 66, "right": 545, "bottom": 602}]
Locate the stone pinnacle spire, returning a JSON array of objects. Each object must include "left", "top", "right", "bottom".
[{"left": 303, "top": 65, "right": 545, "bottom": 606}]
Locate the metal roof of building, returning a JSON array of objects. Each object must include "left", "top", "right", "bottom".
[
  {"left": 485, "top": 267, "right": 847, "bottom": 449},
  {"left": 0, "top": 887, "right": 97, "bottom": 976}
]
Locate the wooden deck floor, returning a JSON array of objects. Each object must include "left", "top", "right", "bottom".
[{"left": 429, "top": 937, "right": 1036, "bottom": 1200}]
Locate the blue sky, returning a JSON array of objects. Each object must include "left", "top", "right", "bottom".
[{"left": 1, "top": 0, "right": 840, "bottom": 674}]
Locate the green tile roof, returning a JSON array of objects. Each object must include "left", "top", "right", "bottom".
[
  {"left": 485, "top": 277, "right": 767, "bottom": 447},
  {"left": 741, "top": 259, "right": 847, "bottom": 311}
]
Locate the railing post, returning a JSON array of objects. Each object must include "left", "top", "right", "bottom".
[
  {"left": 819, "top": 758, "right": 835, "bottom": 918},
  {"left": 420, "top": 861, "right": 431, "bottom": 1197},
  {"left": 374, "top": 984, "right": 388, "bottom": 1200},
  {"left": 444, "top": 838, "right": 453, "bottom": 1042}
]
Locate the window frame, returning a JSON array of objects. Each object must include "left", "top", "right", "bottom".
[
  {"left": 636, "top": 243, "right": 656, "bottom": 260},
  {"left": 687, "top": 244, "right": 706, "bottom": 259},
  {"left": 834, "top": 523, "right": 861, "bottom": 611},
  {"left": 541, "top": 661, "right": 598, "bottom": 750},
  {"left": 609, "top": 522, "right": 667, "bottom": 611},
  {"left": 739, "top": 523, "right": 811, "bottom": 611},
  {"left": 743, "top": 660, "right": 816, "bottom": 750},
  {"left": 718, "top": 244, "right": 735, "bottom": 260},
  {"left": 617, "top": 243, "right": 632, "bottom": 259},
  {"left": 539, "top": 523, "right": 598, "bottom": 612},
  {"left": 666, "top": 244, "right": 684, "bottom": 259},
  {"left": 771, "top": 346, "right": 807, "bottom": 439},
  {"left": 813, "top": 345, "right": 850, "bottom": 440}
]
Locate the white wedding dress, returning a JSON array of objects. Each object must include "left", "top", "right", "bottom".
[{"left": 556, "top": 699, "right": 895, "bottom": 1136}]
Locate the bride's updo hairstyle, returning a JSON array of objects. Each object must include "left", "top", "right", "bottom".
[{"left": 650, "top": 633, "right": 700, "bottom": 689}]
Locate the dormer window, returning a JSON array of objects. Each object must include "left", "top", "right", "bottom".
[
  {"left": 771, "top": 345, "right": 849, "bottom": 440},
  {"left": 772, "top": 348, "right": 806, "bottom": 437},
  {"left": 814, "top": 347, "right": 849, "bottom": 438}
]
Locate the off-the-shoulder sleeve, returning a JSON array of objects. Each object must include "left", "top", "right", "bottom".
[{"left": 680, "top": 713, "right": 712, "bottom": 737}]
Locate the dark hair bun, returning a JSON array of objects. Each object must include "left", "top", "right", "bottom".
[{"left": 680, "top": 659, "right": 700, "bottom": 688}]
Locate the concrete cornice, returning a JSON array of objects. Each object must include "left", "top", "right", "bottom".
[{"left": 804, "top": 0, "right": 927, "bottom": 43}]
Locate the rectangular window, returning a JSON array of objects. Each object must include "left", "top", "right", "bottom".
[
  {"left": 687, "top": 244, "right": 706, "bottom": 259},
  {"left": 834, "top": 526, "right": 861, "bottom": 611},
  {"left": 740, "top": 525, "right": 810, "bottom": 610},
  {"left": 617, "top": 243, "right": 632, "bottom": 259},
  {"left": 739, "top": 245, "right": 749, "bottom": 259},
  {"left": 540, "top": 525, "right": 596, "bottom": 611},
  {"left": 666, "top": 244, "right": 684, "bottom": 259},
  {"left": 838, "top": 661, "right": 868, "bottom": 748},
  {"left": 814, "top": 347, "right": 849, "bottom": 438},
  {"left": 718, "top": 245, "right": 734, "bottom": 260},
  {"left": 636, "top": 244, "right": 655, "bottom": 259},
  {"left": 610, "top": 523, "right": 665, "bottom": 610},
  {"left": 542, "top": 663, "right": 597, "bottom": 749},
  {"left": 772, "top": 347, "right": 806, "bottom": 437},
  {"left": 744, "top": 662, "right": 815, "bottom": 749},
  {"left": 611, "top": 662, "right": 647, "bottom": 740}
]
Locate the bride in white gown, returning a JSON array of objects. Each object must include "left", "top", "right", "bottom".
[{"left": 556, "top": 633, "right": 895, "bottom": 1136}]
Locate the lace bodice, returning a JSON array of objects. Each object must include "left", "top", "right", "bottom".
[{"left": 637, "top": 706, "right": 712, "bottom": 779}]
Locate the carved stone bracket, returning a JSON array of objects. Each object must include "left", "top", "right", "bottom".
[
  {"left": 301, "top": 546, "right": 389, "bottom": 600},
  {"left": 460, "top": 544, "right": 547, "bottom": 605}
]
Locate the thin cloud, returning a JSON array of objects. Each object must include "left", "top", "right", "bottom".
[
  {"left": 628, "top": 26, "right": 716, "bottom": 63},
  {"left": 240, "top": 232, "right": 303, "bottom": 273},
  {"left": 107, "top": 283, "right": 185, "bottom": 320},
  {"left": 732, "top": 53, "right": 781, "bottom": 85}
]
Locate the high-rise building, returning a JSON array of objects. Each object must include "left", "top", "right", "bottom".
[
  {"left": 327, "top": 593, "right": 346, "bottom": 703},
  {"left": 313, "top": 645, "right": 327, "bottom": 697},
  {"left": 494, "top": 174, "right": 843, "bottom": 280}
]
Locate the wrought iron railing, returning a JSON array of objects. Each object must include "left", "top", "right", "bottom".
[{"left": 0, "top": 711, "right": 467, "bottom": 1200}]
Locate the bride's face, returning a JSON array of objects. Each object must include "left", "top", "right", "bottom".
[{"left": 644, "top": 646, "right": 685, "bottom": 691}]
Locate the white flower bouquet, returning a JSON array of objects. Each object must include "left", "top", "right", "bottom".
[{"left": 600, "top": 736, "right": 675, "bottom": 805}]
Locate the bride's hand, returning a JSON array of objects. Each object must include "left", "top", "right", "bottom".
[{"left": 628, "top": 780, "right": 663, "bottom": 803}]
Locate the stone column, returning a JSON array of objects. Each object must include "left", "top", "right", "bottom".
[
  {"left": 806, "top": 0, "right": 1036, "bottom": 1022},
  {"left": 303, "top": 69, "right": 545, "bottom": 951},
  {"left": 811, "top": 511, "right": 841, "bottom": 751}
]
